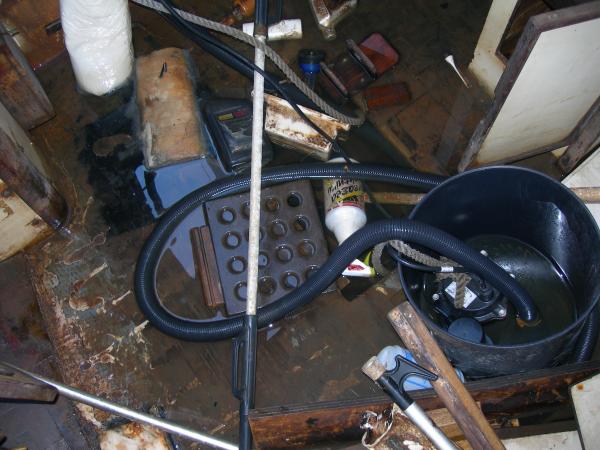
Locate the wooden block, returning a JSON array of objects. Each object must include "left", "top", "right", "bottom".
[
  {"left": 136, "top": 48, "right": 207, "bottom": 169},
  {"left": 190, "top": 226, "right": 224, "bottom": 308},
  {"left": 264, "top": 94, "right": 350, "bottom": 160}
]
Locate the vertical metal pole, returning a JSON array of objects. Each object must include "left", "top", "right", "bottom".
[{"left": 239, "top": 1, "right": 267, "bottom": 449}]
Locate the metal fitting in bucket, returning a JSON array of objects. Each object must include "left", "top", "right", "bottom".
[{"left": 399, "top": 166, "right": 600, "bottom": 377}]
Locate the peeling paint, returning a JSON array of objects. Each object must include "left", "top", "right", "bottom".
[
  {"left": 0, "top": 199, "right": 14, "bottom": 220},
  {"left": 77, "top": 404, "right": 104, "bottom": 428},
  {"left": 43, "top": 270, "right": 59, "bottom": 288},
  {"left": 99, "top": 423, "right": 171, "bottom": 450},
  {"left": 403, "top": 440, "right": 425, "bottom": 450},
  {"left": 88, "top": 343, "right": 116, "bottom": 366},
  {"left": 63, "top": 232, "right": 107, "bottom": 265},
  {"left": 131, "top": 320, "right": 149, "bottom": 343},
  {"left": 69, "top": 295, "right": 104, "bottom": 312},
  {"left": 71, "top": 262, "right": 108, "bottom": 292},
  {"left": 112, "top": 289, "right": 132, "bottom": 306}
]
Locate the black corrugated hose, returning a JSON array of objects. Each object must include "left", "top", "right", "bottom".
[
  {"left": 573, "top": 304, "right": 599, "bottom": 362},
  {"left": 134, "top": 163, "right": 542, "bottom": 342}
]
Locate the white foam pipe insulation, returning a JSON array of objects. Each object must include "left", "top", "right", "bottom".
[{"left": 60, "top": 0, "right": 134, "bottom": 96}]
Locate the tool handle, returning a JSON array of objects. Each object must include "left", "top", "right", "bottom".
[{"left": 404, "top": 402, "right": 459, "bottom": 450}]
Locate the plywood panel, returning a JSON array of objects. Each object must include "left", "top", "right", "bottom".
[
  {"left": 460, "top": 3, "right": 600, "bottom": 170},
  {"left": 476, "top": 16, "right": 600, "bottom": 164}
]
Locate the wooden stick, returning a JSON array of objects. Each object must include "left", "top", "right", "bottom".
[
  {"left": 571, "top": 187, "right": 600, "bottom": 203},
  {"left": 0, "top": 373, "right": 58, "bottom": 402},
  {"left": 387, "top": 303, "right": 505, "bottom": 450},
  {"left": 363, "top": 187, "right": 600, "bottom": 206}
]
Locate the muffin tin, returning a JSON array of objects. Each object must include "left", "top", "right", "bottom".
[{"left": 205, "top": 180, "right": 329, "bottom": 315}]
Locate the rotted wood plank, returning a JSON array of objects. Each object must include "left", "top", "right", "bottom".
[
  {"left": 558, "top": 96, "right": 600, "bottom": 174},
  {"left": 0, "top": 373, "right": 57, "bottom": 402},
  {"left": 0, "top": 101, "right": 67, "bottom": 229},
  {"left": 0, "top": 22, "right": 54, "bottom": 129},
  {"left": 249, "top": 360, "right": 600, "bottom": 449}
]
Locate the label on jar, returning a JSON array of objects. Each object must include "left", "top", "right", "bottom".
[{"left": 323, "top": 178, "right": 365, "bottom": 213}]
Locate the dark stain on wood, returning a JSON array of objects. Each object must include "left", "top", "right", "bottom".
[
  {"left": 0, "top": 22, "right": 54, "bottom": 129},
  {"left": 0, "top": 128, "right": 67, "bottom": 229},
  {"left": 249, "top": 360, "right": 600, "bottom": 449}
]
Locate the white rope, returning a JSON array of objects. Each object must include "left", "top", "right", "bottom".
[
  {"left": 388, "top": 240, "right": 471, "bottom": 307},
  {"left": 245, "top": 33, "right": 266, "bottom": 315},
  {"left": 130, "top": 0, "right": 365, "bottom": 126}
]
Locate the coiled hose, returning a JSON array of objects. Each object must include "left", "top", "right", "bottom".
[{"left": 135, "top": 163, "right": 539, "bottom": 342}]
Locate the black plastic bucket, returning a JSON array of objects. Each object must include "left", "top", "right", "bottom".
[{"left": 400, "top": 166, "right": 600, "bottom": 377}]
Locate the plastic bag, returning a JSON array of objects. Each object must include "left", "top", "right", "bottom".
[{"left": 61, "top": 0, "right": 134, "bottom": 95}]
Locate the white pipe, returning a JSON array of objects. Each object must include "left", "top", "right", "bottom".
[{"left": 246, "top": 34, "right": 266, "bottom": 316}]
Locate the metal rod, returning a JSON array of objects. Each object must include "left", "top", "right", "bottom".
[
  {"left": 238, "top": 2, "right": 268, "bottom": 448},
  {"left": 0, "top": 361, "right": 237, "bottom": 450}
]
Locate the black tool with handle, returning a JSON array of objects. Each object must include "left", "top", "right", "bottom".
[{"left": 362, "top": 354, "right": 459, "bottom": 450}]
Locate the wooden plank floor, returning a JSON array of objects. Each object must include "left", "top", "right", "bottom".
[
  {"left": 0, "top": 254, "right": 89, "bottom": 449},
  {"left": 9, "top": 1, "right": 492, "bottom": 447}
]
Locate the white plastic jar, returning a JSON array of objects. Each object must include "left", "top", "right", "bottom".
[{"left": 323, "top": 157, "right": 367, "bottom": 244}]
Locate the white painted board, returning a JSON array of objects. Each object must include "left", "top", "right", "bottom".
[
  {"left": 474, "top": 15, "right": 600, "bottom": 165},
  {"left": 571, "top": 372, "right": 600, "bottom": 450},
  {"left": 503, "top": 431, "right": 582, "bottom": 450}
]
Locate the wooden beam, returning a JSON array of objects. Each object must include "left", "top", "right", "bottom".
[
  {"left": 249, "top": 360, "right": 600, "bottom": 449},
  {"left": 0, "top": 373, "right": 58, "bottom": 402},
  {"left": 0, "top": 102, "right": 67, "bottom": 229},
  {"left": 558, "top": 96, "right": 600, "bottom": 174},
  {"left": 362, "top": 187, "right": 600, "bottom": 206}
]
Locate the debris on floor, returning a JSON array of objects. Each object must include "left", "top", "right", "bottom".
[{"left": 1, "top": 1, "right": 600, "bottom": 449}]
